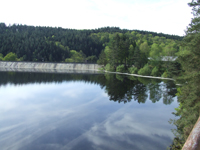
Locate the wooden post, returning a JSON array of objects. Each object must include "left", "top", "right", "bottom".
[{"left": 182, "top": 116, "right": 200, "bottom": 150}]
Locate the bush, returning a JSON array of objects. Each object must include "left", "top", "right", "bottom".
[
  {"left": 3, "top": 52, "right": 17, "bottom": 61},
  {"left": 98, "top": 67, "right": 105, "bottom": 71},
  {"left": 151, "top": 66, "right": 159, "bottom": 76},
  {"left": 105, "top": 64, "right": 115, "bottom": 72},
  {"left": 128, "top": 67, "right": 138, "bottom": 74},
  {"left": 65, "top": 58, "right": 73, "bottom": 62},
  {"left": 138, "top": 64, "right": 151, "bottom": 75},
  {"left": 116, "top": 65, "right": 126, "bottom": 73}
]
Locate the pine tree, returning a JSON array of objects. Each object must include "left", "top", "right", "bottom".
[
  {"left": 170, "top": 1, "right": 200, "bottom": 149},
  {"left": 178, "top": 0, "right": 200, "bottom": 77}
]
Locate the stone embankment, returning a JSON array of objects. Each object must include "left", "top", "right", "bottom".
[
  {"left": 0, "top": 61, "right": 101, "bottom": 73},
  {"left": 0, "top": 61, "right": 175, "bottom": 80}
]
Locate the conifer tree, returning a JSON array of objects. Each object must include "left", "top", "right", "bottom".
[{"left": 170, "top": 1, "right": 200, "bottom": 149}]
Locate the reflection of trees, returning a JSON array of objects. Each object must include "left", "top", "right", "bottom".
[
  {"left": 148, "top": 83, "right": 162, "bottom": 103},
  {"left": 104, "top": 74, "right": 135, "bottom": 103},
  {"left": 147, "top": 80, "right": 177, "bottom": 105},
  {"left": 138, "top": 77, "right": 177, "bottom": 105},
  {"left": 162, "top": 81, "right": 177, "bottom": 105},
  {"left": 0, "top": 71, "right": 102, "bottom": 86},
  {"left": 132, "top": 83, "right": 147, "bottom": 103},
  {"left": 0, "top": 71, "right": 177, "bottom": 105},
  {"left": 104, "top": 74, "right": 176, "bottom": 104}
]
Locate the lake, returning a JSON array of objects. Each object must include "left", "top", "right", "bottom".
[{"left": 0, "top": 71, "right": 178, "bottom": 150}]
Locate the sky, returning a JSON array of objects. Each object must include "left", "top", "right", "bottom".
[{"left": 0, "top": 0, "right": 193, "bottom": 36}]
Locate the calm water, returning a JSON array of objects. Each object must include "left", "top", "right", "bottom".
[{"left": 0, "top": 71, "right": 178, "bottom": 150}]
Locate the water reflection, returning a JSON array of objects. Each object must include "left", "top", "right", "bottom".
[
  {"left": 0, "top": 71, "right": 176, "bottom": 105},
  {"left": 0, "top": 71, "right": 178, "bottom": 150}
]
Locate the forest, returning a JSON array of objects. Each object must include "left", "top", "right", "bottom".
[
  {"left": 0, "top": 22, "right": 182, "bottom": 77},
  {"left": 0, "top": 23, "right": 181, "bottom": 62}
]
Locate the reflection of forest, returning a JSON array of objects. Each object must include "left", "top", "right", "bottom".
[{"left": 0, "top": 71, "right": 176, "bottom": 105}]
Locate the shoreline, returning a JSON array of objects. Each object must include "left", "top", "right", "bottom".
[
  {"left": 0, "top": 61, "right": 175, "bottom": 81},
  {"left": 0, "top": 61, "right": 100, "bottom": 71},
  {"left": 104, "top": 70, "right": 175, "bottom": 81}
]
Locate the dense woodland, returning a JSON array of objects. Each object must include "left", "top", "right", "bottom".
[
  {"left": 0, "top": 23, "right": 181, "bottom": 62},
  {"left": 0, "top": 22, "right": 182, "bottom": 77}
]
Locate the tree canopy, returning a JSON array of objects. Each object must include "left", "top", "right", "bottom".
[{"left": 0, "top": 23, "right": 182, "bottom": 63}]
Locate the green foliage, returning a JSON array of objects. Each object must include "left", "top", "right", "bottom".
[
  {"left": 65, "top": 58, "right": 73, "bottom": 62},
  {"left": 151, "top": 66, "right": 159, "bottom": 76},
  {"left": 128, "top": 66, "right": 138, "bottom": 74},
  {"left": 133, "top": 46, "right": 141, "bottom": 68},
  {"left": 0, "top": 23, "right": 182, "bottom": 64},
  {"left": 65, "top": 50, "right": 86, "bottom": 62},
  {"left": 176, "top": 87, "right": 182, "bottom": 97},
  {"left": 170, "top": 1, "right": 200, "bottom": 149},
  {"left": 174, "top": 102, "right": 183, "bottom": 113},
  {"left": 86, "top": 55, "right": 97, "bottom": 63},
  {"left": 149, "top": 43, "right": 161, "bottom": 58},
  {"left": 17, "top": 57, "right": 24, "bottom": 61},
  {"left": 161, "top": 71, "right": 168, "bottom": 78},
  {"left": 97, "top": 50, "right": 107, "bottom": 66},
  {"left": 127, "top": 44, "right": 135, "bottom": 66},
  {"left": 3, "top": 52, "right": 17, "bottom": 61},
  {"left": 138, "top": 64, "right": 151, "bottom": 76},
  {"left": 105, "top": 33, "right": 130, "bottom": 67},
  {"left": 140, "top": 41, "right": 149, "bottom": 55},
  {"left": 163, "top": 42, "right": 177, "bottom": 56},
  {"left": 98, "top": 67, "right": 105, "bottom": 72},
  {"left": 105, "top": 63, "right": 115, "bottom": 72},
  {"left": 116, "top": 65, "right": 126, "bottom": 73}
]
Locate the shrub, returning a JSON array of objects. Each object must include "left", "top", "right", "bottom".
[
  {"left": 3, "top": 52, "right": 17, "bottom": 61},
  {"left": 65, "top": 58, "right": 73, "bottom": 62},
  {"left": 128, "top": 67, "right": 138, "bottom": 74},
  {"left": 116, "top": 65, "right": 126, "bottom": 73},
  {"left": 138, "top": 64, "right": 151, "bottom": 75},
  {"left": 105, "top": 64, "right": 115, "bottom": 72}
]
